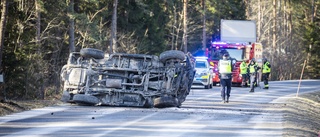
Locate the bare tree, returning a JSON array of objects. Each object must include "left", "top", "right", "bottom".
[
  {"left": 202, "top": 0, "right": 206, "bottom": 51},
  {"left": 272, "top": 0, "right": 276, "bottom": 49},
  {"left": 36, "top": 0, "right": 41, "bottom": 47},
  {"left": 0, "top": 0, "right": 8, "bottom": 100},
  {"left": 68, "top": 0, "right": 75, "bottom": 52},
  {"left": 110, "top": 0, "right": 118, "bottom": 54},
  {"left": 35, "top": 0, "right": 46, "bottom": 99},
  {"left": 0, "top": 0, "right": 8, "bottom": 72},
  {"left": 182, "top": 0, "right": 187, "bottom": 53},
  {"left": 170, "top": 4, "right": 182, "bottom": 51}
]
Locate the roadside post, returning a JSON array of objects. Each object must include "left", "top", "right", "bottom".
[
  {"left": 296, "top": 60, "right": 306, "bottom": 97},
  {"left": 0, "top": 73, "right": 3, "bottom": 83}
]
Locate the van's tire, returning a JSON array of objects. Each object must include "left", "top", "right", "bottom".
[
  {"left": 61, "top": 91, "right": 71, "bottom": 102},
  {"left": 80, "top": 48, "right": 104, "bottom": 59},
  {"left": 73, "top": 94, "right": 99, "bottom": 106},
  {"left": 159, "top": 50, "right": 185, "bottom": 63},
  {"left": 143, "top": 97, "right": 154, "bottom": 108},
  {"left": 154, "top": 96, "right": 178, "bottom": 108}
]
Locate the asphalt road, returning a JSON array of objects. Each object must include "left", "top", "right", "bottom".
[{"left": 0, "top": 80, "right": 319, "bottom": 137}]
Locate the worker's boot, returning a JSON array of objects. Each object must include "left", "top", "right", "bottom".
[
  {"left": 263, "top": 85, "right": 269, "bottom": 89},
  {"left": 221, "top": 97, "right": 226, "bottom": 103},
  {"left": 241, "top": 82, "right": 245, "bottom": 87}
]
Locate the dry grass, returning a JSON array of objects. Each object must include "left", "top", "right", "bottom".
[
  {"left": 0, "top": 99, "right": 63, "bottom": 116},
  {"left": 282, "top": 91, "right": 320, "bottom": 137}
]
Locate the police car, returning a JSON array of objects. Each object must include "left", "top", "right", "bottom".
[{"left": 192, "top": 57, "right": 214, "bottom": 89}]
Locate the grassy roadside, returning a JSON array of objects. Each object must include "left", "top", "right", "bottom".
[
  {"left": 282, "top": 91, "right": 320, "bottom": 137},
  {"left": 0, "top": 99, "right": 63, "bottom": 116}
]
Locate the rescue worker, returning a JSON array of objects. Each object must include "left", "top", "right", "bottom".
[
  {"left": 247, "top": 58, "right": 260, "bottom": 92},
  {"left": 240, "top": 58, "right": 249, "bottom": 87},
  {"left": 218, "top": 53, "right": 233, "bottom": 103},
  {"left": 262, "top": 58, "right": 271, "bottom": 89}
]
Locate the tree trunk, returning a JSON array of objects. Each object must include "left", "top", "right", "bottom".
[
  {"left": 0, "top": 0, "right": 8, "bottom": 72},
  {"left": 258, "top": 0, "right": 261, "bottom": 41},
  {"left": 307, "top": 0, "right": 315, "bottom": 67},
  {"left": 272, "top": 0, "right": 276, "bottom": 49},
  {"left": 36, "top": 1, "right": 41, "bottom": 47},
  {"left": 171, "top": 5, "right": 176, "bottom": 50},
  {"left": 68, "top": 0, "right": 75, "bottom": 53},
  {"left": 202, "top": 0, "right": 206, "bottom": 51},
  {"left": 110, "top": 0, "right": 118, "bottom": 54},
  {"left": 183, "top": 0, "right": 188, "bottom": 53},
  {"left": 0, "top": 0, "right": 8, "bottom": 100},
  {"left": 245, "top": 0, "right": 251, "bottom": 18},
  {"left": 35, "top": 0, "right": 44, "bottom": 99}
]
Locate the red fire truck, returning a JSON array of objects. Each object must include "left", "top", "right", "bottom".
[
  {"left": 206, "top": 42, "right": 263, "bottom": 86},
  {"left": 205, "top": 19, "right": 263, "bottom": 86}
]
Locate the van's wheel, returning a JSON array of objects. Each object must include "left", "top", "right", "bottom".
[
  {"left": 73, "top": 94, "right": 99, "bottom": 106},
  {"left": 80, "top": 48, "right": 104, "bottom": 59},
  {"left": 159, "top": 50, "right": 185, "bottom": 63},
  {"left": 154, "top": 96, "right": 178, "bottom": 108},
  {"left": 143, "top": 97, "right": 154, "bottom": 108},
  {"left": 61, "top": 91, "right": 71, "bottom": 103}
]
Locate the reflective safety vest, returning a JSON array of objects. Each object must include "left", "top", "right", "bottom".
[
  {"left": 240, "top": 61, "right": 247, "bottom": 74},
  {"left": 219, "top": 60, "right": 232, "bottom": 74},
  {"left": 263, "top": 61, "right": 271, "bottom": 73},
  {"left": 249, "top": 62, "right": 258, "bottom": 73}
]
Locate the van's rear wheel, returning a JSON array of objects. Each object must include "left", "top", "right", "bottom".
[
  {"left": 73, "top": 94, "right": 99, "bottom": 106},
  {"left": 154, "top": 96, "right": 178, "bottom": 108},
  {"left": 80, "top": 48, "right": 104, "bottom": 59},
  {"left": 143, "top": 97, "right": 154, "bottom": 108},
  {"left": 159, "top": 50, "right": 185, "bottom": 63}
]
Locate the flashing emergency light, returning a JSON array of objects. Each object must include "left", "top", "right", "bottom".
[
  {"left": 212, "top": 41, "right": 227, "bottom": 45},
  {"left": 211, "top": 41, "right": 247, "bottom": 50},
  {"left": 211, "top": 41, "right": 247, "bottom": 46},
  {"left": 194, "top": 56, "right": 208, "bottom": 60}
]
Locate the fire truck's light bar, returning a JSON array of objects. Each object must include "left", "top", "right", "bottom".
[
  {"left": 212, "top": 45, "right": 245, "bottom": 49},
  {"left": 194, "top": 56, "right": 208, "bottom": 60},
  {"left": 212, "top": 41, "right": 227, "bottom": 45},
  {"left": 211, "top": 41, "right": 247, "bottom": 45}
]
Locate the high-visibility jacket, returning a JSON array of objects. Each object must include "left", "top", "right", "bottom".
[
  {"left": 240, "top": 61, "right": 248, "bottom": 74},
  {"left": 248, "top": 62, "right": 258, "bottom": 74},
  {"left": 262, "top": 61, "right": 271, "bottom": 73},
  {"left": 218, "top": 59, "right": 232, "bottom": 74}
]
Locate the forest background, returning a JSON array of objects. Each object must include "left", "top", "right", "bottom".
[{"left": 0, "top": 0, "right": 319, "bottom": 100}]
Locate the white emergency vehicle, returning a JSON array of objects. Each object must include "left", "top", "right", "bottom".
[{"left": 192, "top": 57, "right": 213, "bottom": 89}]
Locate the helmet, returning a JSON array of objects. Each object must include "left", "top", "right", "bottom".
[
  {"left": 250, "top": 58, "right": 256, "bottom": 63},
  {"left": 223, "top": 53, "right": 229, "bottom": 59},
  {"left": 262, "top": 57, "right": 267, "bottom": 62}
]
